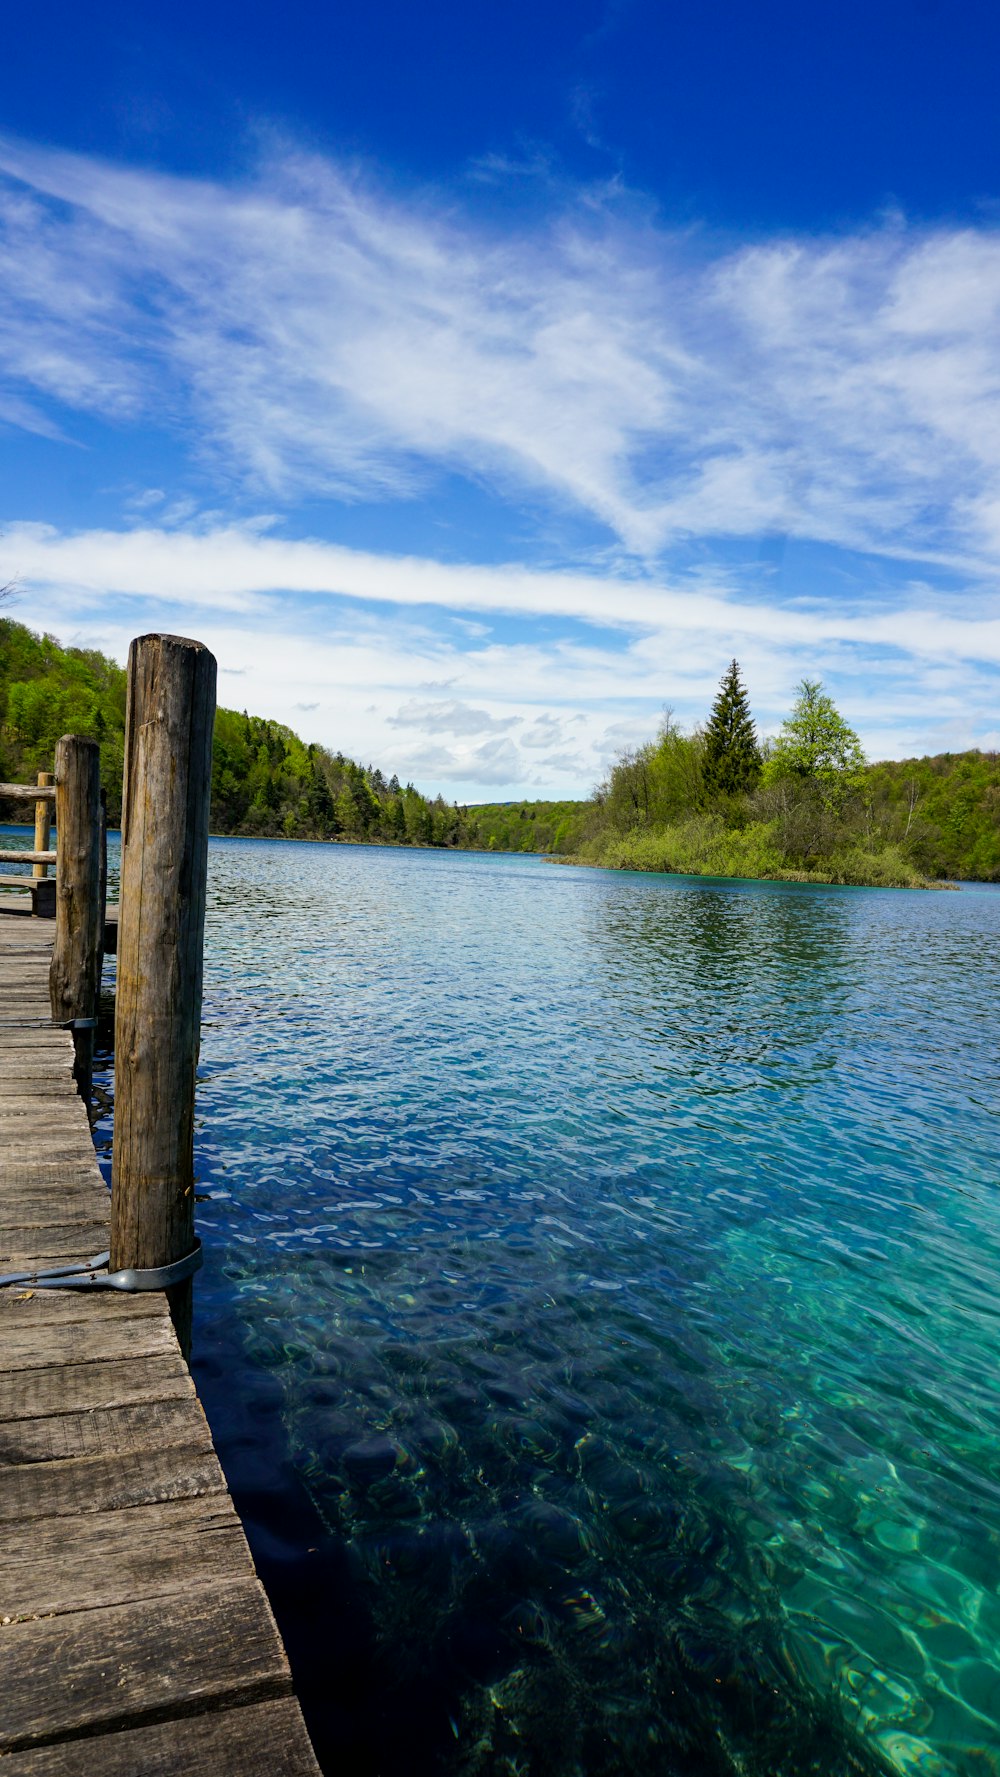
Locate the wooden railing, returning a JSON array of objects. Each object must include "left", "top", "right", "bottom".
[
  {"left": 0, "top": 775, "right": 59, "bottom": 912},
  {"left": 1, "top": 742, "right": 102, "bottom": 1088}
]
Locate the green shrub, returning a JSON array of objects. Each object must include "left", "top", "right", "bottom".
[{"left": 601, "top": 817, "right": 785, "bottom": 879}]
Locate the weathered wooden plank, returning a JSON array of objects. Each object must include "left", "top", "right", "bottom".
[
  {"left": 1, "top": 1496, "right": 249, "bottom": 1619},
  {"left": 0, "top": 1394, "right": 212, "bottom": 1466},
  {"left": 0, "top": 1441, "right": 226, "bottom": 1523},
  {"left": 0, "top": 1172, "right": 108, "bottom": 1200},
  {"left": 0, "top": 1287, "right": 163, "bottom": 1327},
  {"left": 0, "top": 823, "right": 319, "bottom": 1774},
  {"left": 0, "top": 1161, "right": 107, "bottom": 1186},
  {"left": 0, "top": 1073, "right": 80, "bottom": 1087},
  {"left": 0, "top": 1578, "right": 292, "bottom": 1752},
  {"left": 0, "top": 1312, "right": 179, "bottom": 1372},
  {"left": 0, "top": 784, "right": 57, "bottom": 803},
  {"left": 0, "top": 1221, "right": 111, "bottom": 1261},
  {"left": 0, "top": 1698, "right": 321, "bottom": 1776},
  {"left": 0, "top": 1200, "right": 110, "bottom": 1233},
  {"left": 0, "top": 1351, "right": 194, "bottom": 1423},
  {"left": 0, "top": 1198, "right": 109, "bottom": 1232},
  {"left": 0, "top": 1073, "right": 81, "bottom": 1087},
  {"left": 0, "top": 1176, "right": 105, "bottom": 1201},
  {"left": 0, "top": 1120, "right": 99, "bottom": 1145}
]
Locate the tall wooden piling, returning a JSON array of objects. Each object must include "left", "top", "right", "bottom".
[
  {"left": 49, "top": 736, "right": 102, "bottom": 1097},
  {"left": 32, "top": 769, "right": 53, "bottom": 877},
  {"left": 111, "top": 634, "right": 216, "bottom": 1350}
]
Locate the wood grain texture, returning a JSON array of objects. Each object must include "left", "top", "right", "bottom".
[
  {"left": 0, "top": 1699, "right": 322, "bottom": 1776},
  {"left": 0, "top": 1352, "right": 196, "bottom": 1424},
  {"left": 0, "top": 1286, "right": 163, "bottom": 1326},
  {"left": 0, "top": 1497, "right": 250, "bottom": 1619},
  {"left": 0, "top": 1442, "right": 227, "bottom": 1522},
  {"left": 0, "top": 783, "right": 57, "bottom": 803},
  {"left": 0, "top": 1578, "right": 292, "bottom": 1751},
  {"left": 111, "top": 636, "right": 216, "bottom": 1295},
  {"left": 49, "top": 736, "right": 102, "bottom": 1097},
  {"left": 32, "top": 772, "right": 53, "bottom": 880},
  {"left": 0, "top": 1396, "right": 211, "bottom": 1467}
]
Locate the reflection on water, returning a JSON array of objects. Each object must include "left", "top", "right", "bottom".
[{"left": 95, "top": 841, "right": 1000, "bottom": 1774}]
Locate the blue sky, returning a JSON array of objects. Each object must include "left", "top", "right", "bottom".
[{"left": 2, "top": 1, "right": 999, "bottom": 797}]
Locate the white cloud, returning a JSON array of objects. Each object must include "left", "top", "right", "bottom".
[
  {"left": 7, "top": 520, "right": 999, "bottom": 665},
  {"left": 520, "top": 712, "right": 572, "bottom": 748},
  {"left": 387, "top": 698, "right": 521, "bottom": 736},
  {"left": 2, "top": 138, "right": 1000, "bottom": 567},
  {"left": 403, "top": 735, "right": 524, "bottom": 786},
  {"left": 1, "top": 135, "right": 999, "bottom": 793},
  {"left": 6, "top": 519, "right": 999, "bottom": 798}
]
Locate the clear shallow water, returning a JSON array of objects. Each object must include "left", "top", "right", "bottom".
[{"left": 86, "top": 837, "right": 999, "bottom": 1776}]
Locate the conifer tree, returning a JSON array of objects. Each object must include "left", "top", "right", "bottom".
[{"left": 702, "top": 659, "right": 762, "bottom": 798}]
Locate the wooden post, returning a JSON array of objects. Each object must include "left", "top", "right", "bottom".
[
  {"left": 111, "top": 634, "right": 216, "bottom": 1354},
  {"left": 97, "top": 786, "right": 108, "bottom": 977},
  {"left": 49, "top": 738, "right": 102, "bottom": 1098},
  {"left": 32, "top": 771, "right": 53, "bottom": 878}
]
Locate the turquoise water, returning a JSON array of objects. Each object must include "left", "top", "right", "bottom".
[{"left": 87, "top": 837, "right": 999, "bottom": 1774}]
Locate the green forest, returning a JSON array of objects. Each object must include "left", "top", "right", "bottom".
[
  {"left": 0, "top": 619, "right": 464, "bottom": 847},
  {"left": 576, "top": 663, "right": 1000, "bottom": 886},
  {"left": 2, "top": 619, "right": 997, "bottom": 882}
]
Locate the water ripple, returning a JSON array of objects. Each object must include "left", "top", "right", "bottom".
[{"left": 97, "top": 839, "right": 1000, "bottom": 1775}]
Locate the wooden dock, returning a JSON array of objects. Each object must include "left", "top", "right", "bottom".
[{"left": 0, "top": 915, "right": 322, "bottom": 1774}]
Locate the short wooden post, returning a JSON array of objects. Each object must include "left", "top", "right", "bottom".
[
  {"left": 97, "top": 786, "right": 108, "bottom": 977},
  {"left": 32, "top": 771, "right": 53, "bottom": 878},
  {"left": 111, "top": 634, "right": 216, "bottom": 1353},
  {"left": 49, "top": 738, "right": 102, "bottom": 1098}
]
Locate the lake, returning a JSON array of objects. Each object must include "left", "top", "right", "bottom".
[{"left": 18, "top": 828, "right": 998, "bottom": 1775}]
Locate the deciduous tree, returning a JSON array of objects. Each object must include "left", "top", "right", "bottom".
[{"left": 764, "top": 678, "right": 866, "bottom": 793}]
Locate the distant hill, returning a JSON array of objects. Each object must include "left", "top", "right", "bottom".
[
  {"left": 4, "top": 617, "right": 996, "bottom": 877},
  {"left": 0, "top": 618, "right": 463, "bottom": 847},
  {"left": 862, "top": 751, "right": 1000, "bottom": 881},
  {"left": 461, "top": 799, "right": 591, "bottom": 855}
]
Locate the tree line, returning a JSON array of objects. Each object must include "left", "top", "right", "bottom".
[
  {"left": 582, "top": 661, "right": 1000, "bottom": 885},
  {"left": 2, "top": 618, "right": 997, "bottom": 880},
  {"left": 431, "top": 668, "right": 1000, "bottom": 883},
  {"left": 0, "top": 619, "right": 465, "bottom": 847}
]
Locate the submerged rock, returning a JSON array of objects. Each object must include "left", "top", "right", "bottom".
[{"left": 343, "top": 1435, "right": 401, "bottom": 1482}]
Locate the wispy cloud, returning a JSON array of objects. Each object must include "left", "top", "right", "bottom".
[
  {"left": 1, "top": 135, "right": 999, "bottom": 791},
  {"left": 7, "top": 520, "right": 999, "bottom": 796},
  {"left": 7, "top": 521, "right": 1000, "bottom": 664},
  {"left": 3, "top": 137, "right": 1000, "bottom": 567}
]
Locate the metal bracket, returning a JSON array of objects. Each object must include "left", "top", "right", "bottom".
[
  {"left": 0, "top": 1015, "right": 99, "bottom": 1030},
  {"left": 0, "top": 1239, "right": 203, "bottom": 1292}
]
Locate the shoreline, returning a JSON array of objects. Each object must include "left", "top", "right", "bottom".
[{"left": 550, "top": 853, "right": 961, "bottom": 890}]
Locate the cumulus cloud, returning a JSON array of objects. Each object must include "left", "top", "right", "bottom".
[
  {"left": 404, "top": 735, "right": 524, "bottom": 786},
  {"left": 2, "top": 137, "right": 1000, "bottom": 565},
  {"left": 387, "top": 698, "right": 521, "bottom": 736},
  {"left": 520, "top": 712, "right": 572, "bottom": 748}
]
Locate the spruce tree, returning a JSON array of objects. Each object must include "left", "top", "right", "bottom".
[{"left": 702, "top": 659, "right": 762, "bottom": 798}]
